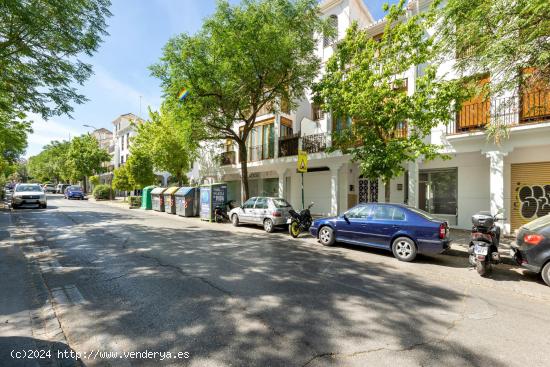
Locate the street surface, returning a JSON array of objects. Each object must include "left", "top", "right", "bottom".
[{"left": 2, "top": 195, "right": 550, "bottom": 366}]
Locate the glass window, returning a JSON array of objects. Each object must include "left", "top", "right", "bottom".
[
  {"left": 419, "top": 169, "right": 458, "bottom": 215},
  {"left": 16, "top": 185, "right": 42, "bottom": 192},
  {"left": 254, "top": 197, "right": 268, "bottom": 209},
  {"left": 272, "top": 198, "right": 291, "bottom": 208},
  {"left": 392, "top": 207, "right": 406, "bottom": 220},
  {"left": 243, "top": 198, "right": 257, "bottom": 209},
  {"left": 345, "top": 205, "right": 372, "bottom": 218},
  {"left": 373, "top": 205, "right": 394, "bottom": 220}
]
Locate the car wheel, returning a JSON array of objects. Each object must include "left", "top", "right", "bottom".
[
  {"left": 264, "top": 218, "right": 274, "bottom": 233},
  {"left": 231, "top": 214, "right": 239, "bottom": 227},
  {"left": 318, "top": 226, "right": 335, "bottom": 247},
  {"left": 542, "top": 262, "right": 550, "bottom": 287},
  {"left": 12, "top": 204, "right": 18, "bottom": 209},
  {"left": 392, "top": 237, "right": 417, "bottom": 262}
]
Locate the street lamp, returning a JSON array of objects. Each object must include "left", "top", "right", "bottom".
[{"left": 83, "top": 124, "right": 99, "bottom": 131}]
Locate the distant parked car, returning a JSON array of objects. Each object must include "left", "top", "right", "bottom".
[
  {"left": 56, "top": 184, "right": 70, "bottom": 194},
  {"left": 65, "top": 185, "right": 84, "bottom": 200},
  {"left": 309, "top": 203, "right": 451, "bottom": 262},
  {"left": 512, "top": 214, "right": 550, "bottom": 286},
  {"left": 43, "top": 184, "right": 56, "bottom": 193},
  {"left": 229, "top": 197, "right": 293, "bottom": 232},
  {"left": 11, "top": 183, "right": 47, "bottom": 209}
]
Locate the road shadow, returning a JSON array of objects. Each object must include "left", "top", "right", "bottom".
[
  {"left": 11, "top": 207, "right": 519, "bottom": 366},
  {"left": 0, "top": 336, "right": 84, "bottom": 367}
]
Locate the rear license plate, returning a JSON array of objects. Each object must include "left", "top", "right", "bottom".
[{"left": 474, "top": 245, "right": 488, "bottom": 255}]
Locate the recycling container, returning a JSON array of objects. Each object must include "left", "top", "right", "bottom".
[
  {"left": 163, "top": 186, "right": 180, "bottom": 214},
  {"left": 175, "top": 187, "right": 200, "bottom": 217},
  {"left": 151, "top": 187, "right": 168, "bottom": 212},
  {"left": 200, "top": 183, "right": 227, "bottom": 222},
  {"left": 141, "top": 185, "right": 157, "bottom": 210}
]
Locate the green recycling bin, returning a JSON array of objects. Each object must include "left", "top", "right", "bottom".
[{"left": 141, "top": 185, "right": 157, "bottom": 210}]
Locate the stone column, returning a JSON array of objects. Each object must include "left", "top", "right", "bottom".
[
  {"left": 277, "top": 168, "right": 288, "bottom": 198},
  {"left": 329, "top": 163, "right": 343, "bottom": 216},
  {"left": 274, "top": 114, "right": 280, "bottom": 159},
  {"left": 407, "top": 160, "right": 420, "bottom": 207},
  {"left": 485, "top": 150, "right": 507, "bottom": 216}
]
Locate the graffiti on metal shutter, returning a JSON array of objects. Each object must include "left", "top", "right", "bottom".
[{"left": 518, "top": 184, "right": 550, "bottom": 219}]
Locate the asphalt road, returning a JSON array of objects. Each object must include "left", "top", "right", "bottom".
[{"left": 4, "top": 195, "right": 550, "bottom": 367}]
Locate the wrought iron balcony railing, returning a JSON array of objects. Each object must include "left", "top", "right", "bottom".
[{"left": 278, "top": 134, "right": 299, "bottom": 157}]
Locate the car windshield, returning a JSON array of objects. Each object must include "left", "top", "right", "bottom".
[
  {"left": 16, "top": 185, "right": 42, "bottom": 192},
  {"left": 69, "top": 186, "right": 82, "bottom": 191},
  {"left": 272, "top": 198, "right": 291, "bottom": 208},
  {"left": 407, "top": 207, "right": 438, "bottom": 221}
]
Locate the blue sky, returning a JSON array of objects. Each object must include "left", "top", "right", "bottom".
[{"left": 25, "top": 0, "right": 398, "bottom": 157}]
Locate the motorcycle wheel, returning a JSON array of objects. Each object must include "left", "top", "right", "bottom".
[
  {"left": 476, "top": 260, "right": 492, "bottom": 276},
  {"left": 289, "top": 221, "right": 301, "bottom": 238}
]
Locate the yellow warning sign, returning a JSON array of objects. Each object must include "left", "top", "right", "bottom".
[{"left": 297, "top": 150, "right": 308, "bottom": 173}]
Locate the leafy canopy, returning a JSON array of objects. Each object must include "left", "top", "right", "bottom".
[
  {"left": 112, "top": 165, "right": 134, "bottom": 192},
  {"left": 66, "top": 134, "right": 110, "bottom": 181},
  {"left": 27, "top": 140, "right": 71, "bottom": 183},
  {"left": 314, "top": 0, "right": 466, "bottom": 192},
  {"left": 150, "top": 0, "right": 327, "bottom": 198},
  {"left": 437, "top": 0, "right": 550, "bottom": 92},
  {"left": 126, "top": 149, "right": 155, "bottom": 189},
  {"left": 0, "top": 0, "right": 112, "bottom": 119}
]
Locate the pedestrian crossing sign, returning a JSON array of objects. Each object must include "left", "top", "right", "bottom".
[{"left": 297, "top": 150, "right": 308, "bottom": 173}]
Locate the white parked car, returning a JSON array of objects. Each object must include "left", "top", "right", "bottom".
[
  {"left": 12, "top": 183, "right": 47, "bottom": 209},
  {"left": 229, "top": 197, "right": 293, "bottom": 232}
]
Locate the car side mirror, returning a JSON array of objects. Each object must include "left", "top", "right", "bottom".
[{"left": 343, "top": 213, "right": 350, "bottom": 223}]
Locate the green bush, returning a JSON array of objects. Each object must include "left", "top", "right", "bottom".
[
  {"left": 93, "top": 184, "right": 113, "bottom": 200},
  {"left": 129, "top": 195, "right": 141, "bottom": 208}
]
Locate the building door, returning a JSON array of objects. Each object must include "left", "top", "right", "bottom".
[
  {"left": 358, "top": 177, "right": 378, "bottom": 203},
  {"left": 511, "top": 162, "right": 550, "bottom": 231}
]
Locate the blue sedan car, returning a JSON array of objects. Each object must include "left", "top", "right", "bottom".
[
  {"left": 64, "top": 185, "right": 85, "bottom": 200},
  {"left": 310, "top": 203, "right": 450, "bottom": 262}
]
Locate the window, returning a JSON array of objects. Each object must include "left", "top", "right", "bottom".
[
  {"left": 456, "top": 75, "right": 490, "bottom": 131},
  {"left": 272, "top": 198, "right": 291, "bottom": 208},
  {"left": 323, "top": 15, "right": 338, "bottom": 48},
  {"left": 243, "top": 198, "right": 257, "bottom": 209},
  {"left": 345, "top": 205, "right": 372, "bottom": 219},
  {"left": 126, "top": 133, "right": 130, "bottom": 149},
  {"left": 280, "top": 124, "right": 293, "bottom": 137},
  {"left": 419, "top": 169, "right": 458, "bottom": 216},
  {"left": 333, "top": 115, "right": 352, "bottom": 133},
  {"left": 312, "top": 103, "right": 325, "bottom": 121},
  {"left": 373, "top": 205, "right": 393, "bottom": 220},
  {"left": 254, "top": 197, "right": 268, "bottom": 209}
]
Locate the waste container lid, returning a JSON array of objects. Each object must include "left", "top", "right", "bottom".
[
  {"left": 164, "top": 187, "right": 179, "bottom": 195},
  {"left": 143, "top": 185, "right": 157, "bottom": 191},
  {"left": 175, "top": 187, "right": 196, "bottom": 196},
  {"left": 151, "top": 187, "right": 167, "bottom": 194}
]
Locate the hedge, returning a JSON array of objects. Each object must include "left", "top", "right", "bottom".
[
  {"left": 129, "top": 196, "right": 141, "bottom": 208},
  {"left": 93, "top": 184, "right": 113, "bottom": 200}
]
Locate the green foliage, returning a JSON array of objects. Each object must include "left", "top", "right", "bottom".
[
  {"left": 89, "top": 175, "right": 100, "bottom": 186},
  {"left": 92, "top": 184, "right": 112, "bottom": 200},
  {"left": 150, "top": 0, "right": 327, "bottom": 199},
  {"left": 437, "top": 0, "right": 550, "bottom": 93},
  {"left": 112, "top": 165, "right": 134, "bottom": 192},
  {"left": 130, "top": 106, "right": 196, "bottom": 186},
  {"left": 129, "top": 195, "right": 141, "bottom": 208},
  {"left": 314, "top": 0, "right": 466, "bottom": 200},
  {"left": 27, "top": 140, "right": 71, "bottom": 183},
  {"left": 66, "top": 134, "right": 111, "bottom": 183},
  {"left": 126, "top": 149, "right": 155, "bottom": 189},
  {"left": 0, "top": 109, "right": 32, "bottom": 177},
  {"left": 0, "top": 0, "right": 112, "bottom": 119}
]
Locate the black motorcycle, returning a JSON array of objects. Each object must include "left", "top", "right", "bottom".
[
  {"left": 468, "top": 211, "right": 504, "bottom": 276},
  {"left": 214, "top": 200, "right": 237, "bottom": 223},
  {"left": 288, "top": 202, "right": 314, "bottom": 238}
]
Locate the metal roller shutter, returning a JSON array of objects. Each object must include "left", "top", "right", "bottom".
[{"left": 511, "top": 161, "right": 550, "bottom": 231}]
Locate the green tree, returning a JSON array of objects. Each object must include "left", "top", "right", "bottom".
[
  {"left": 112, "top": 165, "right": 134, "bottom": 200},
  {"left": 314, "top": 0, "right": 466, "bottom": 202},
  {"left": 150, "top": 0, "right": 327, "bottom": 200},
  {"left": 131, "top": 106, "right": 196, "bottom": 186},
  {"left": 437, "top": 0, "right": 550, "bottom": 93},
  {"left": 0, "top": 109, "right": 32, "bottom": 177},
  {"left": 66, "top": 134, "right": 110, "bottom": 192},
  {"left": 126, "top": 149, "right": 155, "bottom": 189},
  {"left": 27, "top": 140, "right": 71, "bottom": 183},
  {"left": 0, "top": 0, "right": 112, "bottom": 119}
]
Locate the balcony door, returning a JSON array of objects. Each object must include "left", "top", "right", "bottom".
[
  {"left": 520, "top": 68, "right": 550, "bottom": 123},
  {"left": 457, "top": 76, "right": 490, "bottom": 131}
]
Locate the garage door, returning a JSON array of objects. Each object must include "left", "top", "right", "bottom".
[
  {"left": 304, "top": 171, "right": 331, "bottom": 216},
  {"left": 511, "top": 161, "right": 550, "bottom": 231}
]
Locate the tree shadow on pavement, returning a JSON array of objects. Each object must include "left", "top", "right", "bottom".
[
  {"left": 11, "top": 208, "right": 517, "bottom": 367},
  {"left": 0, "top": 336, "right": 85, "bottom": 367}
]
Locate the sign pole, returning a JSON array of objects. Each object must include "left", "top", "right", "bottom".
[{"left": 301, "top": 172, "right": 304, "bottom": 210}]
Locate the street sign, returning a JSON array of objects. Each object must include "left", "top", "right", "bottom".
[{"left": 297, "top": 150, "right": 308, "bottom": 173}]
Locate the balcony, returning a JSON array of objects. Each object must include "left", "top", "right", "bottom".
[
  {"left": 279, "top": 134, "right": 299, "bottom": 157},
  {"left": 218, "top": 151, "right": 236, "bottom": 165},
  {"left": 446, "top": 89, "right": 550, "bottom": 134},
  {"left": 248, "top": 144, "right": 274, "bottom": 162},
  {"left": 301, "top": 132, "right": 328, "bottom": 153}
]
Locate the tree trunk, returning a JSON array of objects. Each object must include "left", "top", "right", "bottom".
[
  {"left": 238, "top": 142, "right": 249, "bottom": 202},
  {"left": 83, "top": 176, "right": 87, "bottom": 193},
  {"left": 384, "top": 179, "right": 391, "bottom": 203}
]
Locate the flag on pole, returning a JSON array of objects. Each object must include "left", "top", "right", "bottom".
[{"left": 177, "top": 87, "right": 189, "bottom": 101}]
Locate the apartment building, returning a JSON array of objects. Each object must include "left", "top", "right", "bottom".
[{"left": 200, "top": 0, "right": 550, "bottom": 235}]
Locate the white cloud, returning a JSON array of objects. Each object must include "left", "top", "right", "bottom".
[{"left": 24, "top": 114, "right": 82, "bottom": 158}]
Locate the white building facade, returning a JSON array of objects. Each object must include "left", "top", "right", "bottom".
[{"left": 193, "top": 0, "right": 550, "bottom": 235}]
